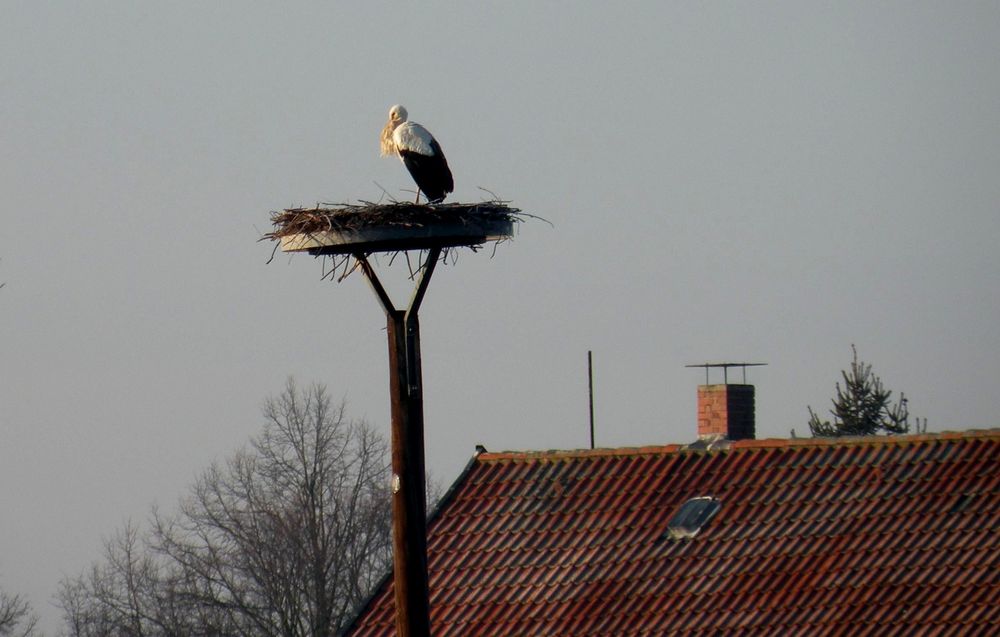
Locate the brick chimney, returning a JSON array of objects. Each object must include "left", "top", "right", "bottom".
[{"left": 696, "top": 384, "right": 756, "bottom": 441}]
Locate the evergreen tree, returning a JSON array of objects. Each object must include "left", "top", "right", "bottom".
[{"left": 808, "top": 345, "right": 913, "bottom": 437}]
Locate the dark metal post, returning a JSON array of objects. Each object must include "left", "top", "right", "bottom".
[
  {"left": 354, "top": 249, "right": 440, "bottom": 637},
  {"left": 588, "top": 351, "right": 595, "bottom": 449}
]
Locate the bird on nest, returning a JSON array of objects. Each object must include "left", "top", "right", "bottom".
[{"left": 380, "top": 105, "right": 454, "bottom": 204}]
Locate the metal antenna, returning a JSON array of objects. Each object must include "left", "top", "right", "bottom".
[{"left": 588, "top": 351, "right": 595, "bottom": 449}]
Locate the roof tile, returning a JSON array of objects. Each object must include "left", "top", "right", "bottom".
[{"left": 346, "top": 430, "right": 1000, "bottom": 636}]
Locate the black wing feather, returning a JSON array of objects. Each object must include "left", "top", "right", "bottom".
[{"left": 400, "top": 141, "right": 454, "bottom": 203}]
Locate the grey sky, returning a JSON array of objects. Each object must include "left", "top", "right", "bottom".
[{"left": 2, "top": 2, "right": 999, "bottom": 631}]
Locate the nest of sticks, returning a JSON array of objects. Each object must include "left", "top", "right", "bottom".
[
  {"left": 264, "top": 200, "right": 523, "bottom": 240},
  {"left": 262, "top": 199, "right": 538, "bottom": 282}
]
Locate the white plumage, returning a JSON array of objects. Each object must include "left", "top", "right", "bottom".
[
  {"left": 380, "top": 105, "right": 454, "bottom": 203},
  {"left": 392, "top": 120, "right": 435, "bottom": 157}
]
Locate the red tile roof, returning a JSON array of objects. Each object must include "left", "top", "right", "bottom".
[{"left": 345, "top": 430, "right": 1000, "bottom": 635}]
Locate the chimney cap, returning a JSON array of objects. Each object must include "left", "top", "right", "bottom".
[{"left": 686, "top": 362, "right": 767, "bottom": 385}]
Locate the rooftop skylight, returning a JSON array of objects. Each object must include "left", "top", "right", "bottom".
[{"left": 664, "top": 496, "right": 721, "bottom": 540}]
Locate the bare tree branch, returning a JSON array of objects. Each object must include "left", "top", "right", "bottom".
[{"left": 0, "top": 589, "right": 38, "bottom": 637}]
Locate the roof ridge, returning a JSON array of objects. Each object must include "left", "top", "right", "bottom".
[
  {"left": 478, "top": 444, "right": 684, "bottom": 462},
  {"left": 476, "top": 428, "right": 1000, "bottom": 462}
]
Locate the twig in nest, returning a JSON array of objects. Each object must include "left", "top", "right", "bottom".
[
  {"left": 404, "top": 252, "right": 414, "bottom": 280},
  {"left": 266, "top": 241, "right": 280, "bottom": 265},
  {"left": 337, "top": 256, "right": 360, "bottom": 283}
]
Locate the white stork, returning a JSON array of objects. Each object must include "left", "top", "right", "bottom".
[{"left": 380, "top": 105, "right": 454, "bottom": 203}]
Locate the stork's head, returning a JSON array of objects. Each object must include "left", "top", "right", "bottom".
[
  {"left": 380, "top": 104, "right": 409, "bottom": 156},
  {"left": 389, "top": 104, "right": 408, "bottom": 123}
]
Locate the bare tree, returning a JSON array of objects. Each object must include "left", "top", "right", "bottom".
[
  {"left": 0, "top": 588, "right": 38, "bottom": 637},
  {"left": 151, "top": 379, "right": 392, "bottom": 636},
  {"left": 57, "top": 520, "right": 191, "bottom": 636},
  {"left": 58, "top": 379, "right": 394, "bottom": 636}
]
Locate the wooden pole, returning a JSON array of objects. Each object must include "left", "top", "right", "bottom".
[
  {"left": 386, "top": 310, "right": 430, "bottom": 637},
  {"left": 354, "top": 249, "right": 439, "bottom": 637}
]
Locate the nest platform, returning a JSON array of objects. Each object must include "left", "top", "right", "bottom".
[{"left": 265, "top": 201, "right": 519, "bottom": 256}]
